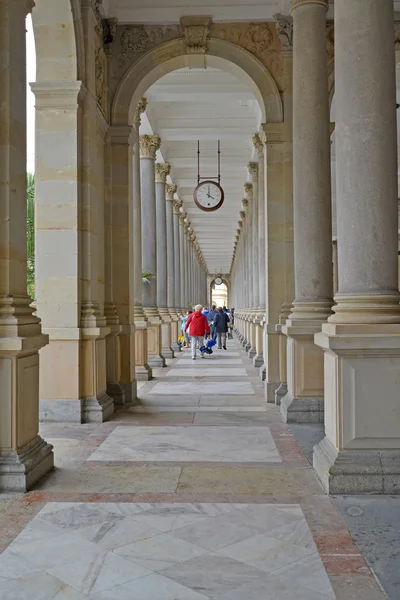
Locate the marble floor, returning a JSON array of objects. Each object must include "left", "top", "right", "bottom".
[{"left": 0, "top": 337, "right": 386, "bottom": 599}]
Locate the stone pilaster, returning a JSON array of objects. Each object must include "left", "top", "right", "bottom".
[
  {"left": 140, "top": 135, "right": 165, "bottom": 367},
  {"left": 313, "top": 0, "right": 400, "bottom": 494},
  {"left": 280, "top": 0, "right": 332, "bottom": 423},
  {"left": 110, "top": 126, "right": 137, "bottom": 404},
  {"left": 173, "top": 199, "right": 183, "bottom": 313},
  {"left": 133, "top": 99, "right": 152, "bottom": 380},
  {"left": 166, "top": 184, "right": 179, "bottom": 352},
  {"left": 0, "top": 0, "right": 53, "bottom": 490}
]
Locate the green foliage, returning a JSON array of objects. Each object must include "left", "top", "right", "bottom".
[
  {"left": 142, "top": 271, "right": 155, "bottom": 283},
  {"left": 27, "top": 173, "right": 35, "bottom": 300}
]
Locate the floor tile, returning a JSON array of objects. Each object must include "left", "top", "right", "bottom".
[
  {"left": 87, "top": 426, "right": 281, "bottom": 463},
  {"left": 151, "top": 381, "right": 254, "bottom": 395},
  {"left": 166, "top": 368, "right": 248, "bottom": 377}
]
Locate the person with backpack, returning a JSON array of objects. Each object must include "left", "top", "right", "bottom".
[
  {"left": 185, "top": 304, "right": 210, "bottom": 359},
  {"left": 207, "top": 304, "right": 218, "bottom": 340}
]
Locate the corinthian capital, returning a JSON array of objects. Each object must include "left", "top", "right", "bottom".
[
  {"left": 252, "top": 133, "right": 264, "bottom": 156},
  {"left": 244, "top": 183, "right": 253, "bottom": 199},
  {"left": 139, "top": 135, "right": 161, "bottom": 159},
  {"left": 155, "top": 163, "right": 171, "bottom": 183},
  {"left": 248, "top": 162, "right": 259, "bottom": 181},
  {"left": 166, "top": 183, "right": 177, "bottom": 200},
  {"left": 291, "top": 0, "right": 328, "bottom": 12},
  {"left": 173, "top": 199, "right": 183, "bottom": 214},
  {"left": 273, "top": 14, "right": 293, "bottom": 51},
  {"left": 134, "top": 97, "right": 148, "bottom": 125}
]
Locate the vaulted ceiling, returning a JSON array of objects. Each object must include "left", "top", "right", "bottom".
[{"left": 140, "top": 67, "right": 261, "bottom": 274}]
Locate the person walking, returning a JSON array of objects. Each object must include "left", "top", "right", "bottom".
[
  {"left": 207, "top": 304, "right": 218, "bottom": 340},
  {"left": 185, "top": 304, "right": 210, "bottom": 360},
  {"left": 181, "top": 310, "right": 192, "bottom": 349},
  {"left": 214, "top": 307, "right": 230, "bottom": 350}
]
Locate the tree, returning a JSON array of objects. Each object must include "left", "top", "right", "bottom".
[{"left": 27, "top": 173, "right": 35, "bottom": 299}]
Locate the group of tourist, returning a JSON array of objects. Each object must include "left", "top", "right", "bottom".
[{"left": 178, "top": 305, "right": 235, "bottom": 360}]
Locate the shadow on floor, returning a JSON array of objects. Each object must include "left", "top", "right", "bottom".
[{"left": 289, "top": 422, "right": 400, "bottom": 599}]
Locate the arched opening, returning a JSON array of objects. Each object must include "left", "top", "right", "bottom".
[{"left": 211, "top": 282, "right": 228, "bottom": 308}]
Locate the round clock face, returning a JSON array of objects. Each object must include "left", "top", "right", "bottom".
[
  {"left": 194, "top": 180, "right": 224, "bottom": 212},
  {"left": 215, "top": 277, "right": 223, "bottom": 285}
]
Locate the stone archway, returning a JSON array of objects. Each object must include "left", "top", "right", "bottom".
[{"left": 111, "top": 37, "right": 283, "bottom": 125}]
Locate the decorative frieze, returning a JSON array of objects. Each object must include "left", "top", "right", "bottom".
[
  {"left": 116, "top": 25, "right": 181, "bottom": 68},
  {"left": 155, "top": 163, "right": 171, "bottom": 184},
  {"left": 139, "top": 135, "right": 161, "bottom": 159}
]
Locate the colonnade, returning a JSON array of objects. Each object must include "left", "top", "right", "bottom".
[{"left": 232, "top": 0, "right": 400, "bottom": 494}]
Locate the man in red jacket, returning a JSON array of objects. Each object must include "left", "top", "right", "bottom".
[{"left": 185, "top": 304, "right": 210, "bottom": 360}]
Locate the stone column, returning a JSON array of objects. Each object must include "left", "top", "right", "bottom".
[
  {"left": 252, "top": 137, "right": 266, "bottom": 371},
  {"left": 110, "top": 126, "right": 137, "bottom": 404},
  {"left": 281, "top": 0, "right": 332, "bottom": 423},
  {"left": 174, "top": 199, "right": 182, "bottom": 312},
  {"left": 314, "top": 0, "right": 400, "bottom": 494},
  {"left": 133, "top": 100, "right": 152, "bottom": 380},
  {"left": 166, "top": 183, "right": 179, "bottom": 352},
  {"left": 140, "top": 135, "right": 165, "bottom": 367},
  {"left": 245, "top": 182, "right": 256, "bottom": 359},
  {"left": 104, "top": 132, "right": 125, "bottom": 404},
  {"left": 179, "top": 211, "right": 186, "bottom": 309},
  {"left": 0, "top": 0, "right": 53, "bottom": 490},
  {"left": 155, "top": 163, "right": 174, "bottom": 359},
  {"left": 272, "top": 15, "right": 295, "bottom": 405}
]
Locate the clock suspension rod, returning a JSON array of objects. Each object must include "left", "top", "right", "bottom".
[
  {"left": 196, "top": 140, "right": 222, "bottom": 181},
  {"left": 218, "top": 140, "right": 221, "bottom": 185},
  {"left": 197, "top": 140, "right": 200, "bottom": 185}
]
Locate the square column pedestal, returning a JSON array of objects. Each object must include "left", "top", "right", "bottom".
[
  {"left": 313, "top": 323, "right": 400, "bottom": 494},
  {"left": 280, "top": 320, "right": 325, "bottom": 423}
]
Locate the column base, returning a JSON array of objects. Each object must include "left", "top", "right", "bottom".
[
  {"left": 40, "top": 399, "right": 84, "bottom": 423},
  {"left": 274, "top": 382, "right": 287, "bottom": 406},
  {"left": 259, "top": 363, "right": 266, "bottom": 381},
  {"left": 107, "top": 382, "right": 126, "bottom": 406},
  {"left": 120, "top": 381, "right": 137, "bottom": 405},
  {"left": 313, "top": 436, "right": 400, "bottom": 495},
  {"left": 136, "top": 364, "right": 153, "bottom": 381},
  {"left": 162, "top": 347, "right": 175, "bottom": 359},
  {"left": 244, "top": 342, "right": 251, "bottom": 352},
  {"left": 253, "top": 354, "right": 264, "bottom": 368},
  {"left": 0, "top": 436, "right": 54, "bottom": 492},
  {"left": 265, "top": 381, "right": 279, "bottom": 404},
  {"left": 248, "top": 347, "right": 256, "bottom": 359},
  {"left": 280, "top": 393, "right": 324, "bottom": 423},
  {"left": 148, "top": 354, "right": 166, "bottom": 368},
  {"left": 83, "top": 393, "right": 115, "bottom": 423}
]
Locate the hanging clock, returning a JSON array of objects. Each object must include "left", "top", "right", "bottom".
[
  {"left": 215, "top": 276, "right": 223, "bottom": 285},
  {"left": 194, "top": 180, "right": 224, "bottom": 212},
  {"left": 194, "top": 140, "right": 224, "bottom": 212}
]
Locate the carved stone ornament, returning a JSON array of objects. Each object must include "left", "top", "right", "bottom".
[
  {"left": 173, "top": 199, "right": 183, "bottom": 214},
  {"left": 327, "top": 23, "right": 334, "bottom": 60},
  {"left": 180, "top": 16, "right": 212, "bottom": 55},
  {"left": 103, "top": 18, "right": 118, "bottom": 46},
  {"left": 395, "top": 22, "right": 400, "bottom": 51},
  {"left": 248, "top": 162, "right": 259, "bottom": 181},
  {"left": 134, "top": 97, "right": 148, "bottom": 125},
  {"left": 252, "top": 133, "right": 264, "bottom": 155},
  {"left": 291, "top": 0, "right": 328, "bottom": 10},
  {"left": 117, "top": 25, "right": 181, "bottom": 67},
  {"left": 155, "top": 163, "right": 171, "bottom": 183},
  {"left": 166, "top": 183, "right": 177, "bottom": 200},
  {"left": 139, "top": 135, "right": 161, "bottom": 159},
  {"left": 273, "top": 14, "right": 293, "bottom": 51},
  {"left": 244, "top": 182, "right": 253, "bottom": 198}
]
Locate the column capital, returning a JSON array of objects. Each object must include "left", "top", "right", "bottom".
[
  {"left": 248, "top": 162, "right": 259, "bottom": 181},
  {"left": 252, "top": 133, "right": 264, "bottom": 156},
  {"left": 166, "top": 183, "right": 177, "bottom": 200},
  {"left": 139, "top": 134, "right": 161, "bottom": 159},
  {"left": 133, "top": 97, "right": 148, "bottom": 125},
  {"left": 291, "top": 0, "right": 328, "bottom": 12},
  {"left": 244, "top": 182, "right": 253, "bottom": 199},
  {"left": 273, "top": 14, "right": 293, "bottom": 52},
  {"left": 155, "top": 163, "right": 171, "bottom": 183},
  {"left": 173, "top": 199, "right": 183, "bottom": 214}
]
